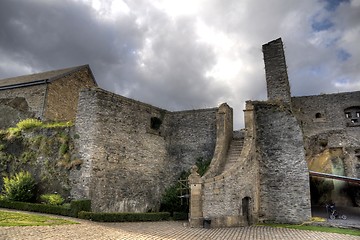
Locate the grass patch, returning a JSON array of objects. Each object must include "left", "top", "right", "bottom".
[
  {"left": 259, "top": 223, "right": 360, "bottom": 236},
  {"left": 0, "top": 210, "right": 78, "bottom": 227},
  {"left": 2, "top": 119, "right": 73, "bottom": 140}
]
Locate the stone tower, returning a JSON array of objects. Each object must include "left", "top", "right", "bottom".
[{"left": 262, "top": 38, "right": 291, "bottom": 104}]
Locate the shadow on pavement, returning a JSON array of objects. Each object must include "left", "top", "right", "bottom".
[{"left": 311, "top": 206, "right": 360, "bottom": 229}]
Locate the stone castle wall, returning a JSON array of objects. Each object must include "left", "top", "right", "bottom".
[
  {"left": 167, "top": 108, "right": 217, "bottom": 172},
  {"left": 44, "top": 67, "right": 96, "bottom": 121},
  {"left": 253, "top": 101, "right": 311, "bottom": 223},
  {"left": 0, "top": 85, "right": 46, "bottom": 123},
  {"left": 73, "top": 88, "right": 218, "bottom": 213},
  {"left": 292, "top": 91, "right": 360, "bottom": 137},
  {"left": 0, "top": 67, "right": 96, "bottom": 128},
  {"left": 292, "top": 92, "right": 360, "bottom": 206}
]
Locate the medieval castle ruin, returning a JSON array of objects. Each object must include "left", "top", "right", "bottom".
[{"left": 0, "top": 38, "right": 359, "bottom": 227}]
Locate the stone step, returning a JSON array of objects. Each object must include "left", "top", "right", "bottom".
[{"left": 223, "top": 137, "right": 245, "bottom": 172}]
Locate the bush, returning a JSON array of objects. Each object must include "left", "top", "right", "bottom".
[
  {"left": 159, "top": 158, "right": 210, "bottom": 215},
  {"left": 0, "top": 200, "right": 70, "bottom": 216},
  {"left": 195, "top": 157, "right": 211, "bottom": 176},
  {"left": 0, "top": 199, "right": 91, "bottom": 218},
  {"left": 78, "top": 211, "right": 170, "bottom": 222},
  {"left": 70, "top": 199, "right": 91, "bottom": 217},
  {"left": 2, "top": 171, "right": 35, "bottom": 202},
  {"left": 40, "top": 194, "right": 65, "bottom": 205},
  {"left": 160, "top": 184, "right": 188, "bottom": 214}
]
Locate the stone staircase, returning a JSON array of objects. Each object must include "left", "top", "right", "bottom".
[{"left": 223, "top": 130, "right": 245, "bottom": 172}]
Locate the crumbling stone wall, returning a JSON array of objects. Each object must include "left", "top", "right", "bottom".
[
  {"left": 44, "top": 67, "right": 96, "bottom": 121},
  {"left": 292, "top": 92, "right": 360, "bottom": 206},
  {"left": 292, "top": 91, "right": 360, "bottom": 137},
  {"left": 253, "top": 101, "right": 311, "bottom": 223},
  {"left": 0, "top": 98, "right": 35, "bottom": 129},
  {"left": 73, "top": 88, "right": 218, "bottom": 213},
  {"left": 262, "top": 38, "right": 291, "bottom": 104},
  {"left": 0, "top": 85, "right": 46, "bottom": 122}
]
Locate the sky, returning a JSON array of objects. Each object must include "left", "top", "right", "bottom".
[{"left": 0, "top": 0, "right": 359, "bottom": 129}]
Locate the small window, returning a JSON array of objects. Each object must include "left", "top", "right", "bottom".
[
  {"left": 345, "top": 107, "right": 360, "bottom": 127},
  {"left": 150, "top": 117, "right": 162, "bottom": 130},
  {"left": 315, "top": 113, "right": 322, "bottom": 118}
]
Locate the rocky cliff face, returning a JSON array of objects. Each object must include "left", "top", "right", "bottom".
[
  {"left": 305, "top": 133, "right": 360, "bottom": 206},
  {"left": 0, "top": 124, "right": 80, "bottom": 201}
]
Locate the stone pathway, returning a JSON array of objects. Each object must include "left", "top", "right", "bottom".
[{"left": 1, "top": 219, "right": 360, "bottom": 240}]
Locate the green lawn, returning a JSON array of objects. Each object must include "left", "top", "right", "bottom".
[
  {"left": 0, "top": 210, "right": 78, "bottom": 227},
  {"left": 259, "top": 223, "right": 360, "bottom": 236}
]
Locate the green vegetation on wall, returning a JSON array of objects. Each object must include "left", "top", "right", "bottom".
[
  {"left": 159, "top": 157, "right": 211, "bottom": 215},
  {"left": 0, "top": 118, "right": 78, "bottom": 201}
]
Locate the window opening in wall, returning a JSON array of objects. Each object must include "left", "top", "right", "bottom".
[
  {"left": 150, "top": 117, "right": 162, "bottom": 130},
  {"left": 315, "top": 113, "right": 322, "bottom": 118},
  {"left": 344, "top": 107, "right": 360, "bottom": 127}
]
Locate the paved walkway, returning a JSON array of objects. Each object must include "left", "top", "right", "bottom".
[{"left": 1, "top": 215, "right": 359, "bottom": 240}]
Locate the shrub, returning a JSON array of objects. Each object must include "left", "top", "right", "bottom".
[
  {"left": 2, "top": 171, "right": 36, "bottom": 202},
  {"left": 0, "top": 200, "right": 70, "bottom": 216},
  {"left": 70, "top": 199, "right": 92, "bottom": 217},
  {"left": 0, "top": 199, "right": 91, "bottom": 218},
  {"left": 195, "top": 157, "right": 211, "bottom": 176},
  {"left": 159, "top": 158, "right": 210, "bottom": 215},
  {"left": 160, "top": 184, "right": 188, "bottom": 214},
  {"left": 40, "top": 194, "right": 65, "bottom": 205}
]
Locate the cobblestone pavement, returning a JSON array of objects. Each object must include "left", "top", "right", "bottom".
[{"left": 1, "top": 218, "right": 360, "bottom": 240}]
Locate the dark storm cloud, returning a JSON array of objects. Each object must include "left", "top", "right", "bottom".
[
  {"left": 0, "top": 0, "right": 228, "bottom": 114},
  {"left": 0, "top": 0, "right": 359, "bottom": 128},
  {"left": 0, "top": 0, "right": 145, "bottom": 92}
]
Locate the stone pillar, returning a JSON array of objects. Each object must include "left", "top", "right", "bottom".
[
  {"left": 262, "top": 38, "right": 292, "bottom": 104},
  {"left": 244, "top": 101, "right": 254, "bottom": 137},
  {"left": 188, "top": 165, "right": 204, "bottom": 227}
]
